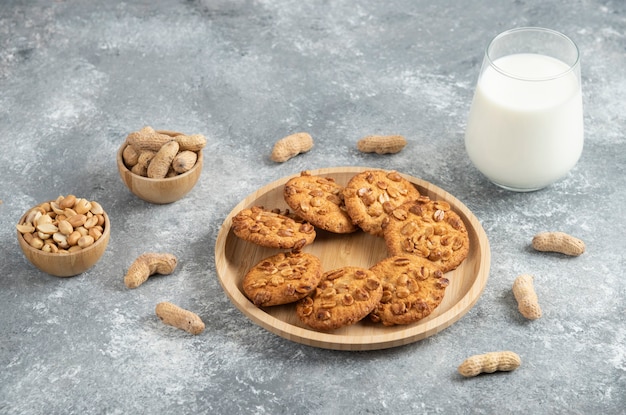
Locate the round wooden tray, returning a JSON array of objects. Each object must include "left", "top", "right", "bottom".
[{"left": 214, "top": 167, "right": 490, "bottom": 350}]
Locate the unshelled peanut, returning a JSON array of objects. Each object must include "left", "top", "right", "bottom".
[
  {"left": 130, "top": 150, "right": 156, "bottom": 176},
  {"left": 172, "top": 150, "right": 198, "bottom": 173},
  {"left": 357, "top": 134, "right": 407, "bottom": 154},
  {"left": 155, "top": 301, "right": 205, "bottom": 335},
  {"left": 458, "top": 351, "right": 521, "bottom": 377},
  {"left": 124, "top": 253, "right": 178, "bottom": 289},
  {"left": 174, "top": 134, "right": 207, "bottom": 152},
  {"left": 147, "top": 140, "right": 179, "bottom": 179},
  {"left": 126, "top": 126, "right": 173, "bottom": 151},
  {"left": 270, "top": 132, "right": 313, "bottom": 162},
  {"left": 512, "top": 274, "right": 542, "bottom": 320},
  {"left": 532, "top": 231, "right": 585, "bottom": 256},
  {"left": 122, "top": 144, "right": 140, "bottom": 167}
]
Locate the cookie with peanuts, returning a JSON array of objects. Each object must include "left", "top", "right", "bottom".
[
  {"left": 243, "top": 251, "right": 322, "bottom": 307},
  {"left": 382, "top": 196, "right": 470, "bottom": 273},
  {"left": 296, "top": 266, "right": 382, "bottom": 331},
  {"left": 342, "top": 169, "right": 421, "bottom": 237},
  {"left": 231, "top": 205, "right": 316, "bottom": 250},
  {"left": 283, "top": 171, "right": 357, "bottom": 234},
  {"left": 369, "top": 255, "right": 449, "bottom": 326}
]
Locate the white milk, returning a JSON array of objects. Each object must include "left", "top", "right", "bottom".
[{"left": 465, "top": 53, "right": 583, "bottom": 191}]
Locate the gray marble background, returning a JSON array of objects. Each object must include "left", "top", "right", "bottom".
[{"left": 1, "top": 0, "right": 625, "bottom": 414}]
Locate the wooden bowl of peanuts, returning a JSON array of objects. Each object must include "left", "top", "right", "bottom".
[
  {"left": 116, "top": 127, "right": 205, "bottom": 204},
  {"left": 16, "top": 195, "right": 111, "bottom": 277}
]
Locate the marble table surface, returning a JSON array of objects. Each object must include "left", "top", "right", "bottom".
[{"left": 1, "top": 0, "right": 624, "bottom": 414}]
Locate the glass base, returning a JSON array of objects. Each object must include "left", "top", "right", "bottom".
[{"left": 491, "top": 181, "right": 548, "bottom": 192}]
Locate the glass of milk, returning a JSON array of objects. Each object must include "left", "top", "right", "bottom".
[{"left": 464, "top": 27, "right": 583, "bottom": 192}]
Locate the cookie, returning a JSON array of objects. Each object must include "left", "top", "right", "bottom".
[
  {"left": 382, "top": 196, "right": 470, "bottom": 272},
  {"left": 232, "top": 206, "right": 316, "bottom": 249},
  {"left": 283, "top": 171, "right": 357, "bottom": 234},
  {"left": 296, "top": 266, "right": 383, "bottom": 331},
  {"left": 243, "top": 251, "right": 322, "bottom": 307},
  {"left": 369, "top": 256, "right": 449, "bottom": 326},
  {"left": 343, "top": 170, "right": 421, "bottom": 236}
]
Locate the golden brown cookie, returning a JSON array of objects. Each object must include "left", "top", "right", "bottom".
[
  {"left": 242, "top": 251, "right": 322, "bottom": 307},
  {"left": 231, "top": 206, "right": 316, "bottom": 249},
  {"left": 295, "top": 266, "right": 383, "bottom": 331},
  {"left": 369, "top": 256, "right": 449, "bottom": 326},
  {"left": 283, "top": 171, "right": 357, "bottom": 234},
  {"left": 382, "top": 196, "right": 470, "bottom": 272},
  {"left": 343, "top": 170, "right": 421, "bottom": 236}
]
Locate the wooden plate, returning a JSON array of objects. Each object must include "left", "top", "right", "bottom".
[{"left": 214, "top": 167, "right": 490, "bottom": 350}]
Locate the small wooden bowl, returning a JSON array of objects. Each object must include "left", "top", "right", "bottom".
[
  {"left": 17, "top": 210, "right": 111, "bottom": 278},
  {"left": 116, "top": 131, "right": 203, "bottom": 204}
]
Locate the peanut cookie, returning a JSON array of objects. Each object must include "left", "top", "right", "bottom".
[
  {"left": 296, "top": 266, "right": 383, "bottom": 331},
  {"left": 232, "top": 206, "right": 316, "bottom": 250},
  {"left": 243, "top": 251, "right": 322, "bottom": 307},
  {"left": 382, "top": 196, "right": 470, "bottom": 272},
  {"left": 369, "top": 256, "right": 449, "bottom": 326},
  {"left": 343, "top": 170, "right": 421, "bottom": 237},
  {"left": 284, "top": 171, "right": 357, "bottom": 234}
]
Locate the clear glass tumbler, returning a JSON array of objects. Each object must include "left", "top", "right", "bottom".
[{"left": 464, "top": 27, "right": 583, "bottom": 192}]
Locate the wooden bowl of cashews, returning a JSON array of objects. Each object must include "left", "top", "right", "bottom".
[
  {"left": 116, "top": 127, "right": 205, "bottom": 204},
  {"left": 16, "top": 195, "right": 111, "bottom": 277}
]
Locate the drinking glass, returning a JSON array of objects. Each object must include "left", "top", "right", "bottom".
[{"left": 464, "top": 27, "right": 583, "bottom": 192}]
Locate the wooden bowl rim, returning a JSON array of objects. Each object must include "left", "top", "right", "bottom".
[{"left": 17, "top": 208, "right": 111, "bottom": 259}]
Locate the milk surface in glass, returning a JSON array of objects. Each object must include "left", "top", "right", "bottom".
[{"left": 464, "top": 53, "right": 583, "bottom": 191}]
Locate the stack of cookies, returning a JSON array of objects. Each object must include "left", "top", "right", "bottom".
[{"left": 231, "top": 169, "right": 470, "bottom": 332}]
